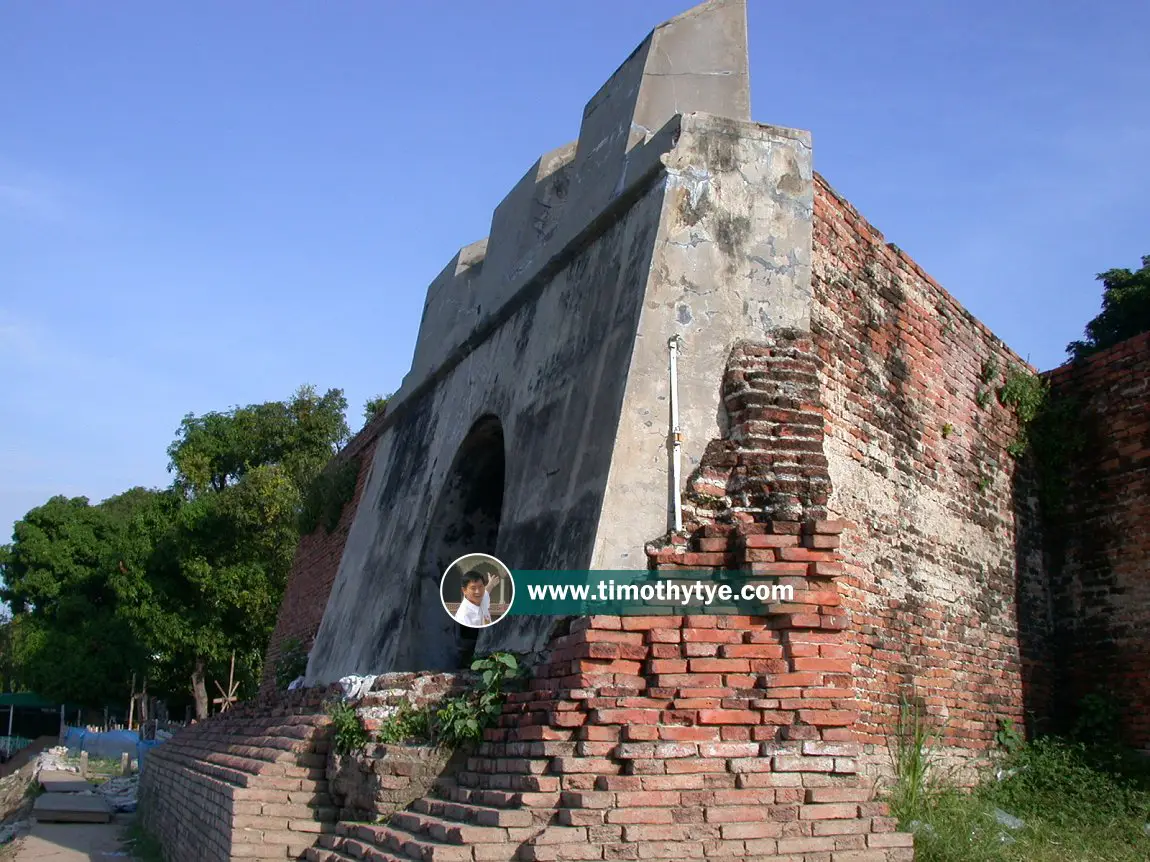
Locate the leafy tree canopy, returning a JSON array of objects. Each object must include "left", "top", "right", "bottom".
[
  {"left": 0, "top": 488, "right": 176, "bottom": 704},
  {"left": 363, "top": 393, "right": 392, "bottom": 424},
  {"left": 1067, "top": 254, "right": 1150, "bottom": 361},
  {"left": 168, "top": 385, "right": 349, "bottom": 495}
]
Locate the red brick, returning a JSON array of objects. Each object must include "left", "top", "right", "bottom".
[{"left": 697, "top": 710, "right": 759, "bottom": 725}]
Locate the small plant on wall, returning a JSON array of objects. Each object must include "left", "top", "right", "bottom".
[
  {"left": 377, "top": 701, "right": 433, "bottom": 745},
  {"left": 435, "top": 652, "right": 527, "bottom": 748},
  {"left": 326, "top": 700, "right": 369, "bottom": 756}
]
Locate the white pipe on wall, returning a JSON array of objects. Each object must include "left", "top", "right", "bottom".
[{"left": 668, "top": 336, "right": 683, "bottom": 533}]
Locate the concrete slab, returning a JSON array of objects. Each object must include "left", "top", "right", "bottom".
[
  {"left": 37, "top": 771, "right": 94, "bottom": 793},
  {"left": 32, "top": 792, "right": 112, "bottom": 823}
]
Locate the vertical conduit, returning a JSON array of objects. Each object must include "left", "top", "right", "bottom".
[{"left": 669, "top": 335, "right": 683, "bottom": 533}]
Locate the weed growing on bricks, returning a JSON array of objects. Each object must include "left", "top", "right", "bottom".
[
  {"left": 435, "top": 652, "right": 526, "bottom": 748},
  {"left": 376, "top": 699, "right": 433, "bottom": 745},
  {"left": 326, "top": 699, "right": 369, "bottom": 755}
]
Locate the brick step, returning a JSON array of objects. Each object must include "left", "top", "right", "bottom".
[
  {"left": 195, "top": 720, "right": 330, "bottom": 742},
  {"left": 333, "top": 820, "right": 513, "bottom": 862},
  {"left": 463, "top": 757, "right": 550, "bottom": 776},
  {"left": 192, "top": 730, "right": 327, "bottom": 756},
  {"left": 433, "top": 779, "right": 560, "bottom": 812},
  {"left": 306, "top": 839, "right": 408, "bottom": 862},
  {"left": 188, "top": 728, "right": 328, "bottom": 755},
  {"left": 146, "top": 746, "right": 330, "bottom": 794},
  {"left": 191, "top": 746, "right": 325, "bottom": 780},
  {"left": 211, "top": 742, "right": 326, "bottom": 768},
  {"left": 454, "top": 772, "right": 561, "bottom": 793},
  {"left": 389, "top": 810, "right": 528, "bottom": 845},
  {"left": 410, "top": 797, "right": 536, "bottom": 828}
]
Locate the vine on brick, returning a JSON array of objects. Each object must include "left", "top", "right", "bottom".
[
  {"left": 298, "top": 455, "right": 361, "bottom": 534},
  {"left": 992, "top": 365, "right": 1087, "bottom": 513}
]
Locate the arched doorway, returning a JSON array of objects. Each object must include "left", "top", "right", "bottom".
[{"left": 394, "top": 416, "right": 506, "bottom": 670}]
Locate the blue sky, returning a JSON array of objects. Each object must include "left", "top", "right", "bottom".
[{"left": 2, "top": 1, "right": 1147, "bottom": 539}]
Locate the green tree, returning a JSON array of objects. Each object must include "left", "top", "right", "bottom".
[
  {"left": 157, "top": 385, "right": 349, "bottom": 717},
  {"left": 1067, "top": 254, "right": 1150, "bottom": 361},
  {"left": 363, "top": 393, "right": 392, "bottom": 423},
  {"left": 169, "top": 384, "right": 349, "bottom": 495},
  {"left": 0, "top": 385, "right": 350, "bottom": 717},
  {"left": 0, "top": 490, "right": 172, "bottom": 706}
]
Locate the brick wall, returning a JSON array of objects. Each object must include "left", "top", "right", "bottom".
[
  {"left": 138, "top": 687, "right": 339, "bottom": 861},
  {"left": 261, "top": 416, "right": 386, "bottom": 695},
  {"left": 1044, "top": 331, "right": 1150, "bottom": 749},
  {"left": 809, "top": 174, "right": 1050, "bottom": 777}
]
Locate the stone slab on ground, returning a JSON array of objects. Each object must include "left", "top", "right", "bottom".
[
  {"left": 9, "top": 819, "right": 128, "bottom": 860},
  {"left": 32, "top": 792, "right": 113, "bottom": 823},
  {"left": 37, "top": 771, "right": 94, "bottom": 794}
]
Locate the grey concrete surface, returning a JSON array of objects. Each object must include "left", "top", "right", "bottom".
[
  {"left": 32, "top": 793, "right": 113, "bottom": 823},
  {"left": 36, "top": 773, "right": 94, "bottom": 794}
]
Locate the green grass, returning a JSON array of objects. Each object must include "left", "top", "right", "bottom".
[
  {"left": 122, "top": 819, "right": 166, "bottom": 862},
  {"left": 886, "top": 704, "right": 1150, "bottom": 862}
]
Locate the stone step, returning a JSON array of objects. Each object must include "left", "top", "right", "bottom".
[
  {"left": 435, "top": 779, "right": 560, "bottom": 811},
  {"left": 389, "top": 810, "right": 520, "bottom": 844},
  {"left": 454, "top": 772, "right": 560, "bottom": 793},
  {"left": 411, "top": 797, "right": 535, "bottom": 828},
  {"left": 338, "top": 821, "right": 483, "bottom": 862},
  {"left": 312, "top": 833, "right": 410, "bottom": 862}
]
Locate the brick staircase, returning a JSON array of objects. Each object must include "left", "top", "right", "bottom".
[
  {"left": 140, "top": 691, "right": 339, "bottom": 861},
  {"left": 301, "top": 608, "right": 912, "bottom": 862}
]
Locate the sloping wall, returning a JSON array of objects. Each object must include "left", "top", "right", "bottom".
[{"left": 260, "top": 417, "right": 384, "bottom": 695}]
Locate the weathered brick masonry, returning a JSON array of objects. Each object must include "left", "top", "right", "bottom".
[
  {"left": 1044, "top": 330, "right": 1150, "bottom": 750},
  {"left": 808, "top": 175, "right": 1047, "bottom": 777},
  {"left": 138, "top": 687, "right": 338, "bottom": 861},
  {"left": 261, "top": 415, "right": 385, "bottom": 695}
]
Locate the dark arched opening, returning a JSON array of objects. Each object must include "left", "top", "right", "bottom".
[{"left": 394, "top": 416, "right": 506, "bottom": 670}]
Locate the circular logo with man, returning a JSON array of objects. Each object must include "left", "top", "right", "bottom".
[{"left": 440, "top": 553, "right": 515, "bottom": 628}]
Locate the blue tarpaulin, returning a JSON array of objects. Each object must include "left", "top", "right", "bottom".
[{"left": 61, "top": 726, "right": 166, "bottom": 770}]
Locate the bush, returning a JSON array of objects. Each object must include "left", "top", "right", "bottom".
[{"left": 886, "top": 717, "right": 1150, "bottom": 862}]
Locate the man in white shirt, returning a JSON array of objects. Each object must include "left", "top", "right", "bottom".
[{"left": 453, "top": 572, "right": 490, "bottom": 627}]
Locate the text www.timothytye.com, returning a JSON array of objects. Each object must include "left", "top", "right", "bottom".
[{"left": 524, "top": 579, "right": 794, "bottom": 607}]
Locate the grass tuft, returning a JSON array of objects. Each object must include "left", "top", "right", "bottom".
[{"left": 885, "top": 705, "right": 1150, "bottom": 862}]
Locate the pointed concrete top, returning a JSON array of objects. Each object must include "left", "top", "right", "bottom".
[{"left": 577, "top": 0, "right": 749, "bottom": 157}]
